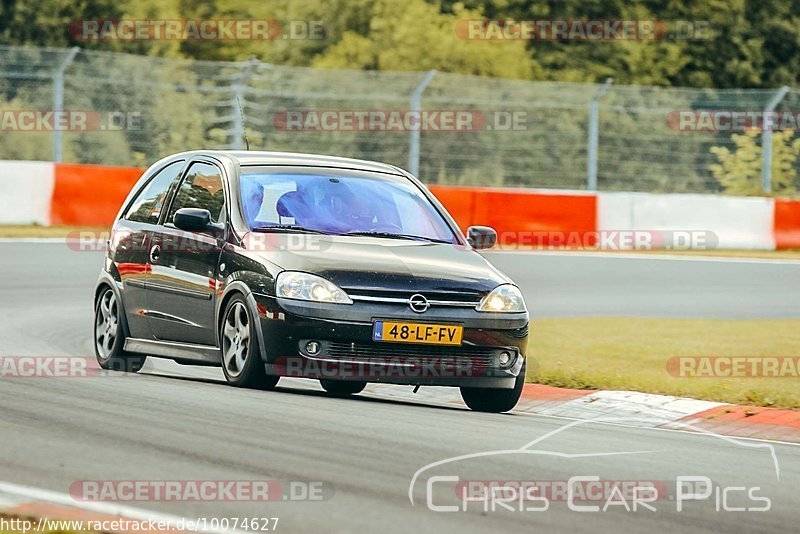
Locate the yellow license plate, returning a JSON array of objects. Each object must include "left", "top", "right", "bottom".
[{"left": 372, "top": 321, "right": 463, "bottom": 346}]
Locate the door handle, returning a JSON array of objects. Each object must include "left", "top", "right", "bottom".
[{"left": 149, "top": 244, "right": 161, "bottom": 264}]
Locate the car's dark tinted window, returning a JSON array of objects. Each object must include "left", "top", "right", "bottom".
[
  {"left": 124, "top": 161, "right": 184, "bottom": 224},
  {"left": 168, "top": 162, "right": 226, "bottom": 225}
]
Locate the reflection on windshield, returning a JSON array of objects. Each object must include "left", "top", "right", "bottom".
[{"left": 240, "top": 170, "right": 456, "bottom": 243}]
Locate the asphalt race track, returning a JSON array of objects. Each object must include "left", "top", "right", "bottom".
[{"left": 1, "top": 242, "right": 798, "bottom": 533}]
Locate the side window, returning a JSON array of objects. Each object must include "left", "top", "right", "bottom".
[
  {"left": 167, "top": 162, "right": 226, "bottom": 225},
  {"left": 125, "top": 161, "right": 184, "bottom": 224}
]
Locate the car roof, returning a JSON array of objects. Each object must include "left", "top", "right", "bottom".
[{"left": 173, "top": 150, "right": 405, "bottom": 176}]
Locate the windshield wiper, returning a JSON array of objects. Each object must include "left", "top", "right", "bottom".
[
  {"left": 251, "top": 225, "right": 333, "bottom": 235},
  {"left": 341, "top": 231, "right": 451, "bottom": 243}
]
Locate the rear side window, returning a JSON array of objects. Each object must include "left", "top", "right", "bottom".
[
  {"left": 125, "top": 161, "right": 184, "bottom": 224},
  {"left": 167, "top": 162, "right": 226, "bottom": 225}
]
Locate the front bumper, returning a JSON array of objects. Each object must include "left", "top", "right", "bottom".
[{"left": 254, "top": 294, "right": 529, "bottom": 389}]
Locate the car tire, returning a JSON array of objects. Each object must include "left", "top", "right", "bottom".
[
  {"left": 319, "top": 380, "right": 367, "bottom": 397},
  {"left": 460, "top": 359, "right": 526, "bottom": 413},
  {"left": 94, "top": 287, "right": 146, "bottom": 373},
  {"left": 220, "top": 294, "right": 279, "bottom": 390}
]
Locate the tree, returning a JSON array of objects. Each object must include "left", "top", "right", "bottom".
[
  {"left": 709, "top": 129, "right": 800, "bottom": 196},
  {"left": 0, "top": 0, "right": 123, "bottom": 48},
  {"left": 311, "top": 0, "right": 536, "bottom": 79}
]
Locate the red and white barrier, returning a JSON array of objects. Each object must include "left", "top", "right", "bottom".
[
  {"left": 597, "top": 192, "right": 776, "bottom": 250},
  {"left": 429, "top": 185, "right": 596, "bottom": 247},
  {"left": 0, "top": 161, "right": 55, "bottom": 226},
  {"left": 774, "top": 199, "right": 800, "bottom": 249},
  {"left": 0, "top": 160, "right": 799, "bottom": 250}
]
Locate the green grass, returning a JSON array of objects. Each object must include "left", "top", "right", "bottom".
[{"left": 526, "top": 317, "right": 800, "bottom": 408}]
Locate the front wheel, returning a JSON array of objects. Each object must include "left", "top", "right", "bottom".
[
  {"left": 220, "top": 295, "right": 279, "bottom": 390},
  {"left": 460, "top": 360, "right": 526, "bottom": 413},
  {"left": 320, "top": 380, "right": 367, "bottom": 397},
  {"left": 94, "top": 288, "right": 146, "bottom": 373}
]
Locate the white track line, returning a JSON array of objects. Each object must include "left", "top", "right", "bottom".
[
  {"left": 0, "top": 238, "right": 70, "bottom": 243},
  {"left": 0, "top": 481, "right": 244, "bottom": 534},
  {"left": 488, "top": 249, "right": 800, "bottom": 265}
]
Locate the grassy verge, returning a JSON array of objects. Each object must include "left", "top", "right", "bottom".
[
  {"left": 526, "top": 317, "right": 800, "bottom": 409},
  {"left": 0, "top": 225, "right": 107, "bottom": 238}
]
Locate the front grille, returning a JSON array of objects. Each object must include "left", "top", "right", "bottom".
[
  {"left": 323, "top": 341, "right": 498, "bottom": 368},
  {"left": 344, "top": 288, "right": 483, "bottom": 306}
]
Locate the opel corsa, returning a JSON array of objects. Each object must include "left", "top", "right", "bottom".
[{"left": 94, "top": 151, "right": 529, "bottom": 412}]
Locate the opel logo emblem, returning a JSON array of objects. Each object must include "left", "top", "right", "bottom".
[{"left": 409, "top": 293, "right": 430, "bottom": 313}]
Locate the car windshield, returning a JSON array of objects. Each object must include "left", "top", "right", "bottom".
[{"left": 239, "top": 168, "right": 457, "bottom": 243}]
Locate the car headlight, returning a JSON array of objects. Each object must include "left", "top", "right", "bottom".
[
  {"left": 276, "top": 271, "right": 352, "bottom": 304},
  {"left": 476, "top": 284, "right": 526, "bottom": 313}
]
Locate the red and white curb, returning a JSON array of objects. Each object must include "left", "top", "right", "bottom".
[{"left": 515, "top": 386, "right": 800, "bottom": 443}]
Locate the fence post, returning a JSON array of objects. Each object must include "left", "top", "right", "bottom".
[
  {"left": 230, "top": 57, "right": 259, "bottom": 150},
  {"left": 408, "top": 70, "right": 437, "bottom": 177},
  {"left": 761, "top": 86, "right": 790, "bottom": 194},
  {"left": 52, "top": 46, "right": 80, "bottom": 163},
  {"left": 587, "top": 78, "right": 613, "bottom": 191}
]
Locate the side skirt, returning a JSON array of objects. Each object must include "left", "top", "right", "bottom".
[{"left": 124, "top": 338, "right": 221, "bottom": 365}]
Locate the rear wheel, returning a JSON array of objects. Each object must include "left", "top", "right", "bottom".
[
  {"left": 94, "top": 287, "right": 146, "bottom": 373},
  {"left": 320, "top": 380, "right": 367, "bottom": 397},
  {"left": 220, "top": 295, "right": 279, "bottom": 390},
  {"left": 460, "top": 360, "right": 526, "bottom": 413}
]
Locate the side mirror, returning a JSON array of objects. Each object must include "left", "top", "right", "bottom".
[
  {"left": 467, "top": 226, "right": 497, "bottom": 250},
  {"left": 173, "top": 208, "right": 211, "bottom": 232}
]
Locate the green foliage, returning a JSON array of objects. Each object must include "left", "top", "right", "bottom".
[
  {"left": 443, "top": 0, "right": 800, "bottom": 88},
  {"left": 709, "top": 129, "right": 800, "bottom": 196},
  {"left": 4, "top": 0, "right": 799, "bottom": 88},
  {"left": 5, "top": 0, "right": 800, "bottom": 192},
  {"left": 311, "top": 0, "right": 536, "bottom": 79},
  {"left": 0, "top": 0, "right": 123, "bottom": 48}
]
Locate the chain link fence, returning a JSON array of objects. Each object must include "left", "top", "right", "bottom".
[{"left": 1, "top": 44, "right": 798, "bottom": 195}]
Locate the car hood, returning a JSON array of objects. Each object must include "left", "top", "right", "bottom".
[{"left": 246, "top": 235, "right": 511, "bottom": 293}]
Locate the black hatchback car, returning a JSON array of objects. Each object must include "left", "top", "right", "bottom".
[{"left": 94, "top": 151, "right": 529, "bottom": 412}]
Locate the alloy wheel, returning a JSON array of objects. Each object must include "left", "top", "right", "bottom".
[
  {"left": 95, "top": 290, "right": 118, "bottom": 358},
  {"left": 222, "top": 302, "right": 250, "bottom": 377}
]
